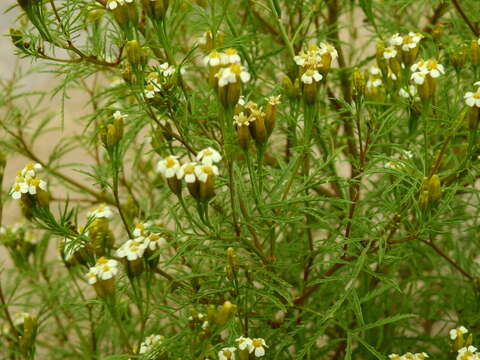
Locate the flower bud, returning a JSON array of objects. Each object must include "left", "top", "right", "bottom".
[
  {"left": 87, "top": 9, "right": 106, "bottom": 23},
  {"left": 471, "top": 40, "right": 480, "bottom": 67},
  {"left": 10, "top": 28, "right": 29, "bottom": 50},
  {"left": 265, "top": 95, "right": 281, "bottom": 136},
  {"left": 167, "top": 176, "right": 182, "bottom": 196},
  {"left": 282, "top": 76, "right": 299, "bottom": 100},
  {"left": 88, "top": 218, "right": 115, "bottom": 256},
  {"left": 428, "top": 174, "right": 442, "bottom": 202},
  {"left": 126, "top": 40, "right": 142, "bottom": 65},
  {"left": 449, "top": 46, "right": 467, "bottom": 72},
  {"left": 142, "top": 0, "right": 169, "bottom": 20},
  {"left": 216, "top": 301, "right": 236, "bottom": 326},
  {"left": 249, "top": 112, "right": 267, "bottom": 144},
  {"left": 375, "top": 41, "right": 388, "bottom": 74},
  {"left": 431, "top": 23, "right": 444, "bottom": 42},
  {"left": 233, "top": 112, "right": 251, "bottom": 150}
]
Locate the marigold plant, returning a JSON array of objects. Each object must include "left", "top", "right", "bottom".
[{"left": 2, "top": 0, "right": 480, "bottom": 359}]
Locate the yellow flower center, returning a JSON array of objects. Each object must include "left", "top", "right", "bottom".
[
  {"left": 165, "top": 157, "right": 176, "bottom": 168},
  {"left": 252, "top": 339, "right": 263, "bottom": 347}
]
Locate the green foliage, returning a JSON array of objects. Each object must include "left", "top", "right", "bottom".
[{"left": 1, "top": 0, "right": 480, "bottom": 359}]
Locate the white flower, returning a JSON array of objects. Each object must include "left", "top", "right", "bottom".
[
  {"left": 367, "top": 78, "right": 382, "bottom": 89},
  {"left": 157, "top": 156, "right": 180, "bottom": 178},
  {"left": 88, "top": 204, "right": 113, "bottom": 219},
  {"left": 86, "top": 269, "right": 98, "bottom": 285},
  {"left": 159, "top": 62, "right": 175, "bottom": 77},
  {"left": 139, "top": 334, "right": 164, "bottom": 354},
  {"left": 106, "top": 0, "right": 133, "bottom": 10},
  {"left": 411, "top": 71, "right": 427, "bottom": 85},
  {"left": 95, "top": 257, "right": 119, "bottom": 280},
  {"left": 401, "top": 32, "right": 423, "bottom": 52},
  {"left": 216, "top": 67, "right": 237, "bottom": 87},
  {"left": 233, "top": 112, "right": 251, "bottom": 127},
  {"left": 450, "top": 326, "right": 469, "bottom": 340},
  {"left": 177, "top": 162, "right": 198, "bottom": 183},
  {"left": 369, "top": 66, "right": 381, "bottom": 76},
  {"left": 251, "top": 338, "right": 267, "bottom": 357},
  {"left": 293, "top": 55, "right": 306, "bottom": 67},
  {"left": 267, "top": 95, "right": 281, "bottom": 105},
  {"left": 236, "top": 336, "right": 253, "bottom": 352},
  {"left": 115, "top": 239, "right": 147, "bottom": 261},
  {"left": 218, "top": 347, "right": 236, "bottom": 360},
  {"left": 216, "top": 64, "right": 250, "bottom": 86},
  {"left": 194, "top": 164, "right": 219, "bottom": 183},
  {"left": 21, "top": 163, "right": 42, "bottom": 178},
  {"left": 204, "top": 51, "right": 223, "bottom": 67},
  {"left": 383, "top": 46, "right": 397, "bottom": 59},
  {"left": 113, "top": 111, "right": 127, "bottom": 121},
  {"left": 457, "top": 346, "right": 478, "bottom": 360},
  {"left": 465, "top": 91, "right": 480, "bottom": 107},
  {"left": 301, "top": 69, "right": 322, "bottom": 84},
  {"left": 221, "top": 48, "right": 241, "bottom": 65},
  {"left": 389, "top": 33, "right": 404, "bottom": 46},
  {"left": 143, "top": 233, "right": 167, "bottom": 251},
  {"left": 238, "top": 96, "right": 246, "bottom": 106},
  {"left": 10, "top": 181, "right": 28, "bottom": 200},
  {"left": 319, "top": 41, "right": 338, "bottom": 61},
  {"left": 144, "top": 84, "right": 157, "bottom": 99},
  {"left": 133, "top": 222, "right": 150, "bottom": 237},
  {"left": 197, "top": 147, "right": 222, "bottom": 165},
  {"left": 411, "top": 59, "right": 444, "bottom": 78},
  {"left": 399, "top": 85, "right": 418, "bottom": 99},
  {"left": 13, "top": 312, "right": 32, "bottom": 327}
]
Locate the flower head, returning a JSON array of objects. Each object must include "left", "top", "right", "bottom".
[
  {"left": 157, "top": 156, "right": 180, "bottom": 178},
  {"left": 450, "top": 326, "right": 469, "bottom": 340},
  {"left": 196, "top": 147, "right": 222, "bottom": 165},
  {"left": 300, "top": 69, "right": 323, "bottom": 84},
  {"left": 235, "top": 336, "right": 253, "bottom": 352},
  {"left": 88, "top": 204, "right": 113, "bottom": 219},
  {"left": 139, "top": 334, "right": 164, "bottom": 354},
  {"left": 177, "top": 162, "right": 198, "bottom": 183},
  {"left": 251, "top": 338, "right": 267, "bottom": 357},
  {"left": 218, "top": 347, "right": 236, "bottom": 360},
  {"left": 194, "top": 164, "right": 219, "bottom": 183},
  {"left": 115, "top": 239, "right": 147, "bottom": 261}
]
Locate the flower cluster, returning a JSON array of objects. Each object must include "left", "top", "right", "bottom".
[
  {"left": 384, "top": 32, "right": 423, "bottom": 66},
  {"left": 235, "top": 336, "right": 267, "bottom": 358},
  {"left": 144, "top": 64, "right": 176, "bottom": 99},
  {"left": 294, "top": 42, "right": 338, "bottom": 74},
  {"left": 410, "top": 59, "right": 445, "bottom": 99},
  {"left": 10, "top": 163, "right": 47, "bottom": 201},
  {"left": 294, "top": 42, "right": 337, "bottom": 103},
  {"left": 139, "top": 334, "right": 165, "bottom": 354},
  {"left": 203, "top": 48, "right": 251, "bottom": 106},
  {"left": 388, "top": 352, "right": 429, "bottom": 360},
  {"left": 86, "top": 257, "right": 119, "bottom": 285},
  {"left": 157, "top": 147, "right": 221, "bottom": 200},
  {"left": 233, "top": 96, "right": 280, "bottom": 149},
  {"left": 384, "top": 150, "right": 413, "bottom": 170},
  {"left": 115, "top": 222, "right": 167, "bottom": 276},
  {"left": 85, "top": 257, "right": 119, "bottom": 297}
]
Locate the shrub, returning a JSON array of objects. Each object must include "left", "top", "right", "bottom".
[{"left": 2, "top": 0, "right": 480, "bottom": 359}]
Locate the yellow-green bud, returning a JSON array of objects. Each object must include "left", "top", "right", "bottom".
[
  {"left": 471, "top": 39, "right": 480, "bottom": 67},
  {"left": 87, "top": 9, "right": 105, "bottom": 23},
  {"left": 216, "top": 301, "right": 236, "bottom": 326},
  {"left": 126, "top": 40, "right": 142, "bottom": 65},
  {"left": 142, "top": 0, "right": 169, "bottom": 20}
]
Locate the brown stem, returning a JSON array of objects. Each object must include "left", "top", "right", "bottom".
[
  {"left": 450, "top": 0, "right": 478, "bottom": 36},
  {"left": 421, "top": 238, "right": 474, "bottom": 281}
]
